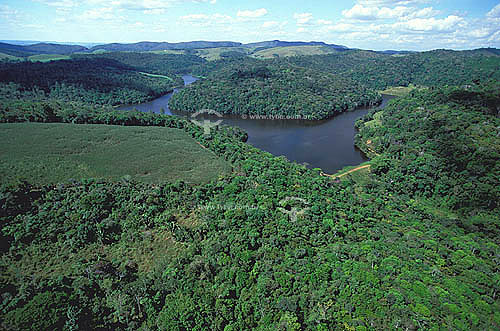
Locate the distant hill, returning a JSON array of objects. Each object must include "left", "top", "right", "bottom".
[
  {"left": 0, "top": 42, "right": 39, "bottom": 57},
  {"left": 0, "top": 42, "right": 87, "bottom": 57},
  {"left": 470, "top": 48, "right": 500, "bottom": 56},
  {"left": 0, "top": 40, "right": 497, "bottom": 60},
  {"left": 378, "top": 50, "right": 416, "bottom": 55},
  {"left": 244, "top": 40, "right": 349, "bottom": 51},
  {"left": 0, "top": 40, "right": 101, "bottom": 48},
  {"left": 24, "top": 43, "right": 87, "bottom": 55},
  {"left": 251, "top": 45, "right": 341, "bottom": 59},
  {"left": 90, "top": 41, "right": 242, "bottom": 52}
]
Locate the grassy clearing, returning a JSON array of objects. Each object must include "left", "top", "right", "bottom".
[
  {"left": 2, "top": 228, "right": 186, "bottom": 283},
  {"left": 380, "top": 85, "right": 416, "bottom": 97},
  {"left": 139, "top": 72, "right": 173, "bottom": 81},
  {"left": 251, "top": 45, "right": 338, "bottom": 59},
  {"left": 0, "top": 123, "right": 231, "bottom": 186},
  {"left": 0, "top": 52, "right": 22, "bottom": 61},
  {"left": 194, "top": 47, "right": 252, "bottom": 61},
  {"left": 150, "top": 50, "right": 186, "bottom": 55},
  {"left": 28, "top": 54, "right": 71, "bottom": 62}
]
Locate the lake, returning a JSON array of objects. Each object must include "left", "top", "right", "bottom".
[{"left": 118, "top": 75, "right": 393, "bottom": 174}]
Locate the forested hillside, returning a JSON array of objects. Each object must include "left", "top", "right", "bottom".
[
  {"left": 1, "top": 81, "right": 499, "bottom": 330},
  {"left": 72, "top": 52, "right": 206, "bottom": 76},
  {"left": 170, "top": 59, "right": 381, "bottom": 119},
  {"left": 356, "top": 81, "right": 500, "bottom": 211},
  {"left": 0, "top": 42, "right": 87, "bottom": 57},
  {"left": 288, "top": 50, "right": 500, "bottom": 90},
  {"left": 170, "top": 50, "right": 500, "bottom": 119},
  {"left": 0, "top": 58, "right": 181, "bottom": 106}
]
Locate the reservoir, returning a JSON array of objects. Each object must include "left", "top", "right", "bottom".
[{"left": 118, "top": 75, "right": 393, "bottom": 174}]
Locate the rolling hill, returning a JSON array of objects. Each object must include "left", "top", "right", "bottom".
[
  {"left": 0, "top": 42, "right": 87, "bottom": 57},
  {"left": 89, "top": 41, "right": 243, "bottom": 52}
]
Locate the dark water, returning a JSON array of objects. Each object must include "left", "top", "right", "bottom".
[
  {"left": 117, "top": 75, "right": 198, "bottom": 113},
  {"left": 118, "top": 75, "right": 393, "bottom": 174}
]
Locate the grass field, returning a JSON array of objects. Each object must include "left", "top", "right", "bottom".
[
  {"left": 150, "top": 50, "right": 186, "bottom": 55},
  {"left": 0, "top": 123, "right": 231, "bottom": 186},
  {"left": 0, "top": 52, "right": 22, "bottom": 61},
  {"left": 139, "top": 72, "right": 173, "bottom": 81},
  {"left": 380, "top": 85, "right": 417, "bottom": 97},
  {"left": 251, "top": 45, "right": 338, "bottom": 59},
  {"left": 28, "top": 54, "right": 72, "bottom": 62},
  {"left": 194, "top": 47, "right": 252, "bottom": 61}
]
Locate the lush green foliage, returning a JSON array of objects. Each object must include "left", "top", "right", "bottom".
[
  {"left": 170, "top": 49, "right": 500, "bottom": 120},
  {"left": 356, "top": 82, "right": 500, "bottom": 212},
  {"left": 0, "top": 42, "right": 86, "bottom": 57},
  {"left": 72, "top": 52, "right": 206, "bottom": 76},
  {"left": 288, "top": 49, "right": 500, "bottom": 90},
  {"left": 2, "top": 82, "right": 499, "bottom": 330},
  {"left": 0, "top": 48, "right": 499, "bottom": 330},
  {"left": 0, "top": 123, "right": 231, "bottom": 186},
  {"left": 0, "top": 58, "right": 178, "bottom": 106},
  {"left": 170, "top": 59, "right": 381, "bottom": 120},
  {"left": 251, "top": 45, "right": 339, "bottom": 59}
]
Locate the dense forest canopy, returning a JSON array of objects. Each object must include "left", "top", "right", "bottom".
[
  {"left": 169, "top": 59, "right": 381, "bottom": 120},
  {"left": 0, "top": 58, "right": 182, "bottom": 106},
  {"left": 169, "top": 49, "right": 500, "bottom": 119},
  {"left": 0, "top": 47, "right": 499, "bottom": 330},
  {"left": 71, "top": 52, "right": 206, "bottom": 76}
]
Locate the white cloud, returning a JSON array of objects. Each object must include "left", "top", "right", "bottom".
[
  {"left": 357, "top": 0, "right": 429, "bottom": 5},
  {"left": 486, "top": 4, "right": 500, "bottom": 18},
  {"left": 36, "top": 0, "right": 218, "bottom": 14},
  {"left": 180, "top": 13, "right": 209, "bottom": 21},
  {"left": 342, "top": 5, "right": 378, "bottom": 20},
  {"left": 324, "top": 23, "right": 356, "bottom": 32},
  {"left": 342, "top": 4, "right": 415, "bottom": 20},
  {"left": 34, "top": 0, "right": 77, "bottom": 8},
  {"left": 488, "top": 30, "right": 500, "bottom": 42},
  {"left": 237, "top": 8, "right": 267, "bottom": 18},
  {"left": 407, "top": 7, "right": 439, "bottom": 19},
  {"left": 0, "top": 4, "right": 20, "bottom": 23},
  {"left": 317, "top": 19, "right": 333, "bottom": 25},
  {"left": 261, "top": 21, "right": 287, "bottom": 30},
  {"left": 394, "top": 15, "right": 464, "bottom": 32},
  {"left": 179, "top": 13, "right": 233, "bottom": 26},
  {"left": 81, "top": 7, "right": 115, "bottom": 20},
  {"left": 144, "top": 8, "right": 165, "bottom": 15},
  {"left": 467, "top": 28, "right": 494, "bottom": 39},
  {"left": 262, "top": 21, "right": 278, "bottom": 28},
  {"left": 294, "top": 13, "right": 313, "bottom": 25}
]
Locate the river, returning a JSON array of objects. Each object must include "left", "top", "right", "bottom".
[{"left": 118, "top": 75, "right": 393, "bottom": 174}]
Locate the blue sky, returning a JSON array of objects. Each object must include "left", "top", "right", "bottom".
[{"left": 0, "top": 0, "right": 499, "bottom": 50}]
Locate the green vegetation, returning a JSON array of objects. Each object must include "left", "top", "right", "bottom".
[
  {"left": 356, "top": 81, "right": 500, "bottom": 211},
  {"left": 170, "top": 59, "right": 381, "bottom": 119},
  {"left": 0, "top": 52, "right": 22, "bottom": 62},
  {"left": 72, "top": 51, "right": 206, "bottom": 77},
  {"left": 0, "top": 123, "right": 230, "bottom": 186},
  {"left": 0, "top": 42, "right": 86, "bottom": 57},
  {"left": 252, "top": 45, "right": 338, "bottom": 59},
  {"left": 139, "top": 72, "right": 173, "bottom": 81},
  {"left": 194, "top": 47, "right": 252, "bottom": 61},
  {"left": 289, "top": 49, "right": 500, "bottom": 90},
  {"left": 170, "top": 49, "right": 500, "bottom": 120},
  {"left": 380, "top": 85, "right": 417, "bottom": 97},
  {"left": 28, "top": 54, "right": 71, "bottom": 62},
  {"left": 0, "top": 58, "right": 178, "bottom": 106},
  {"left": 0, "top": 47, "right": 499, "bottom": 330}
]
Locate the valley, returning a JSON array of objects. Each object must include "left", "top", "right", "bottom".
[{"left": 0, "top": 39, "right": 499, "bottom": 330}]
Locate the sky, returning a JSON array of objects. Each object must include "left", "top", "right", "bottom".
[{"left": 0, "top": 0, "right": 499, "bottom": 50}]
